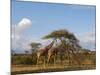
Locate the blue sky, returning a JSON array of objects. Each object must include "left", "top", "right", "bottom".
[{"left": 11, "top": 0, "right": 96, "bottom": 52}]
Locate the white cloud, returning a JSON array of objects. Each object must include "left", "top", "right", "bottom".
[
  {"left": 79, "top": 32, "right": 95, "bottom": 43},
  {"left": 76, "top": 32, "right": 95, "bottom": 50},
  {"left": 11, "top": 18, "right": 53, "bottom": 53},
  {"left": 11, "top": 18, "right": 32, "bottom": 52},
  {"left": 17, "top": 18, "right": 32, "bottom": 32}
]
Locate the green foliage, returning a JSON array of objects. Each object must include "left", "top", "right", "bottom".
[
  {"left": 12, "top": 55, "right": 35, "bottom": 65},
  {"left": 42, "top": 29, "right": 79, "bottom": 42},
  {"left": 30, "top": 42, "right": 41, "bottom": 54},
  {"left": 30, "top": 42, "right": 41, "bottom": 49},
  {"left": 43, "top": 29, "right": 81, "bottom": 48},
  {"left": 20, "top": 56, "right": 33, "bottom": 65},
  {"left": 42, "top": 29, "right": 69, "bottom": 39},
  {"left": 12, "top": 55, "right": 22, "bottom": 64},
  {"left": 32, "top": 53, "right": 37, "bottom": 65}
]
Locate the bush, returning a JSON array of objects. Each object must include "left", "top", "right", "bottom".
[
  {"left": 20, "top": 56, "right": 33, "bottom": 65},
  {"left": 12, "top": 56, "right": 21, "bottom": 64},
  {"left": 12, "top": 55, "right": 34, "bottom": 65}
]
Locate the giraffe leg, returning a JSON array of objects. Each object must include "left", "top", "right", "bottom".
[
  {"left": 43, "top": 56, "right": 46, "bottom": 68},
  {"left": 37, "top": 57, "right": 39, "bottom": 65},
  {"left": 54, "top": 54, "right": 56, "bottom": 65},
  {"left": 37, "top": 54, "right": 40, "bottom": 65},
  {"left": 47, "top": 54, "right": 51, "bottom": 64}
]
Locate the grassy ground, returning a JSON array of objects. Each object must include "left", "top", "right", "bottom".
[
  {"left": 11, "top": 52, "right": 96, "bottom": 75},
  {"left": 11, "top": 64, "right": 96, "bottom": 75}
]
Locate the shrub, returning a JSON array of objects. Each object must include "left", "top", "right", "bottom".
[{"left": 12, "top": 55, "right": 34, "bottom": 65}]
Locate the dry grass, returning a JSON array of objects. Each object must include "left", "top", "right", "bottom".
[{"left": 11, "top": 64, "right": 96, "bottom": 75}]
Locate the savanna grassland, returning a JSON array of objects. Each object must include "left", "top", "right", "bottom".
[
  {"left": 11, "top": 29, "right": 96, "bottom": 75},
  {"left": 11, "top": 52, "right": 96, "bottom": 75}
]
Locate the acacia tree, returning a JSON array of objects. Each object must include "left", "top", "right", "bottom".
[
  {"left": 30, "top": 42, "right": 41, "bottom": 53},
  {"left": 29, "top": 42, "right": 41, "bottom": 64},
  {"left": 43, "top": 29, "right": 80, "bottom": 50},
  {"left": 43, "top": 29, "right": 81, "bottom": 64}
]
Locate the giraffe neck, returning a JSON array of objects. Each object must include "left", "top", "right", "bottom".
[{"left": 45, "top": 41, "right": 54, "bottom": 50}]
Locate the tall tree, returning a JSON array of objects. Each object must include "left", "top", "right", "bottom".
[
  {"left": 43, "top": 29, "right": 81, "bottom": 64},
  {"left": 30, "top": 42, "right": 41, "bottom": 57},
  {"left": 29, "top": 42, "right": 41, "bottom": 64},
  {"left": 43, "top": 29, "right": 81, "bottom": 49}
]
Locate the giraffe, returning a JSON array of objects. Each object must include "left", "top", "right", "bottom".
[
  {"left": 36, "top": 41, "right": 54, "bottom": 64},
  {"left": 47, "top": 39, "right": 59, "bottom": 64},
  {"left": 47, "top": 42, "right": 66, "bottom": 64},
  {"left": 47, "top": 47, "right": 58, "bottom": 64},
  {"left": 47, "top": 40, "right": 80, "bottom": 65}
]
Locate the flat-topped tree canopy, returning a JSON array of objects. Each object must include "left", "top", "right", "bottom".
[
  {"left": 42, "top": 29, "right": 69, "bottom": 39},
  {"left": 42, "top": 29, "right": 81, "bottom": 48},
  {"left": 30, "top": 42, "right": 41, "bottom": 49}
]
